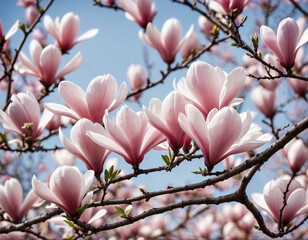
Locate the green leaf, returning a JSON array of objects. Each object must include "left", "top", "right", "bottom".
[
  {"left": 64, "top": 220, "right": 75, "bottom": 228},
  {"left": 104, "top": 169, "right": 109, "bottom": 183},
  {"left": 76, "top": 204, "right": 88, "bottom": 216},
  {"left": 191, "top": 171, "right": 202, "bottom": 175},
  {"left": 109, "top": 165, "right": 114, "bottom": 175},
  {"left": 114, "top": 206, "right": 125, "bottom": 216},
  {"left": 162, "top": 155, "right": 170, "bottom": 164},
  {"left": 253, "top": 225, "right": 260, "bottom": 230},
  {"left": 168, "top": 147, "right": 172, "bottom": 160}
]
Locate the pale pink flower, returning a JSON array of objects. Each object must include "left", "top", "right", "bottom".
[
  {"left": 118, "top": 0, "right": 157, "bottom": 29},
  {"left": 43, "top": 12, "right": 99, "bottom": 52},
  {"left": 87, "top": 105, "right": 166, "bottom": 168},
  {"left": 288, "top": 78, "right": 308, "bottom": 96},
  {"left": 46, "top": 75, "right": 127, "bottom": 123},
  {"left": 180, "top": 26, "right": 200, "bottom": 59},
  {"left": 143, "top": 91, "right": 191, "bottom": 151},
  {"left": 15, "top": 40, "right": 82, "bottom": 88},
  {"left": 194, "top": 214, "right": 218, "bottom": 239},
  {"left": 251, "top": 176, "right": 308, "bottom": 225},
  {"left": 104, "top": 0, "right": 116, "bottom": 5},
  {"left": 251, "top": 85, "right": 277, "bottom": 118},
  {"left": 0, "top": 178, "right": 42, "bottom": 223},
  {"left": 258, "top": 54, "right": 282, "bottom": 91},
  {"left": 198, "top": 15, "right": 214, "bottom": 38},
  {"left": 127, "top": 64, "right": 147, "bottom": 101},
  {"left": 260, "top": 17, "right": 308, "bottom": 69},
  {"left": 59, "top": 118, "right": 110, "bottom": 174},
  {"left": 52, "top": 149, "right": 76, "bottom": 167},
  {"left": 139, "top": 18, "right": 193, "bottom": 64},
  {"left": 223, "top": 222, "right": 244, "bottom": 240},
  {"left": 178, "top": 104, "right": 272, "bottom": 171},
  {"left": 31, "top": 28, "right": 48, "bottom": 47},
  {"left": 215, "top": 0, "right": 252, "bottom": 15},
  {"left": 0, "top": 91, "right": 53, "bottom": 142},
  {"left": 32, "top": 166, "right": 94, "bottom": 217},
  {"left": 284, "top": 139, "right": 308, "bottom": 173},
  {"left": 25, "top": 5, "right": 39, "bottom": 25},
  {"left": 0, "top": 19, "right": 19, "bottom": 41},
  {"left": 175, "top": 61, "right": 246, "bottom": 118},
  {"left": 17, "top": 0, "right": 35, "bottom": 7}
]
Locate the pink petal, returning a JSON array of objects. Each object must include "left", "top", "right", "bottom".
[
  {"left": 32, "top": 175, "right": 60, "bottom": 206},
  {"left": 56, "top": 52, "right": 82, "bottom": 78},
  {"left": 75, "top": 28, "right": 99, "bottom": 44}
]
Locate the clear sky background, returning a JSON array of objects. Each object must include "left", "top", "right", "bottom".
[{"left": 0, "top": 0, "right": 301, "bottom": 196}]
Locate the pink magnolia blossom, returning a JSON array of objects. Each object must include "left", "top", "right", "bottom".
[
  {"left": 0, "top": 19, "right": 19, "bottom": 41},
  {"left": 46, "top": 75, "right": 127, "bottom": 123},
  {"left": 194, "top": 214, "right": 218, "bottom": 239},
  {"left": 288, "top": 78, "right": 308, "bottom": 96},
  {"left": 52, "top": 149, "right": 76, "bottom": 167},
  {"left": 258, "top": 54, "right": 282, "bottom": 91},
  {"left": 284, "top": 139, "right": 308, "bottom": 173},
  {"left": 127, "top": 64, "right": 147, "bottom": 101},
  {"left": 143, "top": 91, "right": 191, "bottom": 151},
  {"left": 32, "top": 166, "right": 94, "bottom": 217},
  {"left": 118, "top": 0, "right": 157, "bottom": 29},
  {"left": 104, "top": 0, "right": 116, "bottom": 5},
  {"left": 0, "top": 91, "right": 53, "bottom": 142},
  {"left": 59, "top": 118, "right": 110, "bottom": 175},
  {"left": 260, "top": 17, "right": 308, "bottom": 69},
  {"left": 43, "top": 12, "right": 99, "bottom": 52},
  {"left": 31, "top": 28, "right": 48, "bottom": 47},
  {"left": 251, "top": 85, "right": 277, "bottom": 118},
  {"left": 0, "top": 178, "right": 42, "bottom": 223},
  {"left": 15, "top": 40, "right": 82, "bottom": 88},
  {"left": 215, "top": 0, "right": 252, "bottom": 15},
  {"left": 87, "top": 105, "right": 166, "bottom": 168},
  {"left": 180, "top": 26, "right": 200, "bottom": 59},
  {"left": 175, "top": 61, "right": 246, "bottom": 118},
  {"left": 198, "top": 15, "right": 214, "bottom": 38},
  {"left": 17, "top": 0, "right": 35, "bottom": 7},
  {"left": 251, "top": 176, "right": 308, "bottom": 225},
  {"left": 139, "top": 18, "right": 193, "bottom": 64},
  {"left": 178, "top": 104, "right": 271, "bottom": 171},
  {"left": 25, "top": 5, "right": 39, "bottom": 25}
]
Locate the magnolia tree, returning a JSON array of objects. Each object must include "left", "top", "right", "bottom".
[{"left": 0, "top": 0, "right": 307, "bottom": 239}]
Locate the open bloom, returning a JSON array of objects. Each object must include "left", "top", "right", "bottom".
[
  {"left": 143, "top": 91, "right": 191, "bottom": 151},
  {"left": 260, "top": 17, "right": 308, "bottom": 69},
  {"left": 127, "top": 64, "right": 147, "bottom": 101},
  {"left": 215, "top": 0, "right": 252, "bottom": 15},
  {"left": 175, "top": 61, "right": 246, "bottom": 118},
  {"left": 178, "top": 104, "right": 272, "bottom": 171},
  {"left": 32, "top": 166, "right": 94, "bottom": 217},
  {"left": 87, "top": 105, "right": 166, "bottom": 168},
  {"left": 46, "top": 75, "right": 127, "bottom": 123},
  {"left": 118, "top": 0, "right": 157, "bottom": 29},
  {"left": 44, "top": 12, "right": 98, "bottom": 52},
  {"left": 0, "top": 91, "right": 53, "bottom": 142},
  {"left": 59, "top": 118, "right": 110, "bottom": 174},
  {"left": 0, "top": 178, "right": 42, "bottom": 223},
  {"left": 139, "top": 18, "right": 193, "bottom": 64},
  {"left": 15, "top": 40, "right": 82, "bottom": 88},
  {"left": 251, "top": 86, "right": 277, "bottom": 118},
  {"left": 251, "top": 176, "right": 308, "bottom": 225}
]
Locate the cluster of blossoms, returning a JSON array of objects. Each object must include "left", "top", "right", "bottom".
[{"left": 0, "top": 0, "right": 307, "bottom": 239}]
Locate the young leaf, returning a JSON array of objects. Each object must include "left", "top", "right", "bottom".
[
  {"left": 114, "top": 206, "right": 125, "bottom": 216},
  {"left": 64, "top": 220, "right": 75, "bottom": 228}
]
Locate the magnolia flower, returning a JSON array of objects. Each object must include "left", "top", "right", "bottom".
[
  {"left": 52, "top": 149, "right": 76, "bottom": 167},
  {"left": 118, "top": 0, "right": 157, "bottom": 29},
  {"left": 260, "top": 17, "right": 308, "bottom": 69},
  {"left": 15, "top": 40, "right": 82, "bottom": 88},
  {"left": 251, "top": 86, "right": 277, "bottom": 118},
  {"left": 46, "top": 75, "right": 127, "bottom": 123},
  {"left": 180, "top": 26, "right": 200, "bottom": 59},
  {"left": 17, "top": 0, "right": 35, "bottom": 7},
  {"left": 143, "top": 91, "right": 191, "bottom": 151},
  {"left": 0, "top": 91, "right": 53, "bottom": 142},
  {"left": 215, "top": 0, "right": 252, "bottom": 15},
  {"left": 288, "top": 78, "right": 308, "bottom": 96},
  {"left": 175, "top": 61, "right": 246, "bottom": 118},
  {"left": 198, "top": 15, "right": 214, "bottom": 38},
  {"left": 127, "top": 64, "right": 147, "bottom": 101},
  {"left": 0, "top": 19, "right": 19, "bottom": 41},
  {"left": 251, "top": 176, "right": 308, "bottom": 225},
  {"left": 139, "top": 18, "right": 193, "bottom": 64},
  {"left": 0, "top": 178, "right": 42, "bottom": 223},
  {"left": 283, "top": 139, "right": 307, "bottom": 173},
  {"left": 25, "top": 5, "right": 39, "bottom": 25},
  {"left": 59, "top": 118, "right": 110, "bottom": 174},
  {"left": 87, "top": 105, "right": 166, "bottom": 168},
  {"left": 32, "top": 166, "right": 94, "bottom": 217},
  {"left": 178, "top": 104, "right": 272, "bottom": 171},
  {"left": 44, "top": 12, "right": 98, "bottom": 52}
]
